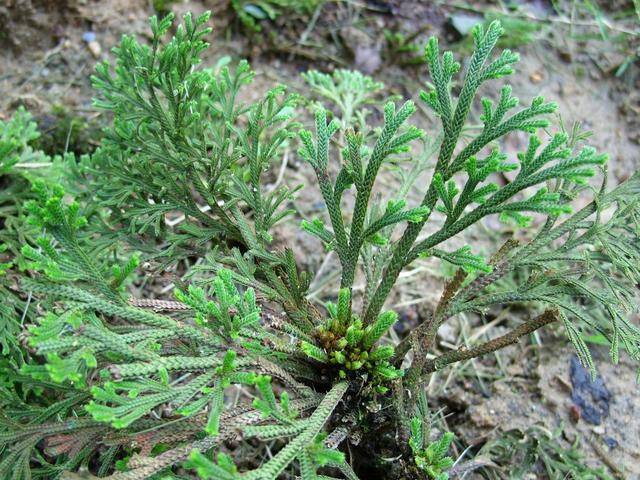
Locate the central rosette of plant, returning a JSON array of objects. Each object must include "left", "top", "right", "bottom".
[{"left": 300, "top": 289, "right": 402, "bottom": 393}]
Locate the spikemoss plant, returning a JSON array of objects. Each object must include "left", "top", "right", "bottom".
[{"left": 1, "top": 11, "right": 639, "bottom": 480}]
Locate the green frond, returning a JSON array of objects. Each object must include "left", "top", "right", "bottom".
[
  {"left": 427, "top": 246, "right": 492, "bottom": 274},
  {"left": 186, "top": 450, "right": 240, "bottom": 480},
  {"left": 410, "top": 421, "right": 455, "bottom": 480},
  {"left": 244, "top": 382, "right": 347, "bottom": 480},
  {"left": 362, "top": 311, "right": 397, "bottom": 349}
]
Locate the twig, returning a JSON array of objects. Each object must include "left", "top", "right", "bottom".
[
  {"left": 393, "top": 268, "right": 466, "bottom": 368},
  {"left": 266, "top": 149, "right": 289, "bottom": 193},
  {"left": 423, "top": 309, "right": 559, "bottom": 374},
  {"left": 128, "top": 298, "right": 190, "bottom": 311},
  {"left": 292, "top": 1, "right": 324, "bottom": 58},
  {"left": 14, "top": 162, "right": 52, "bottom": 169},
  {"left": 587, "top": 434, "right": 626, "bottom": 479}
]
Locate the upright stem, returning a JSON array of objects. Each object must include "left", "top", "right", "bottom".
[
  {"left": 362, "top": 184, "right": 439, "bottom": 323},
  {"left": 363, "top": 26, "right": 504, "bottom": 324},
  {"left": 341, "top": 103, "right": 416, "bottom": 291}
]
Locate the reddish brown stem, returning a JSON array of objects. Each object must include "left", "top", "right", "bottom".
[{"left": 423, "top": 309, "right": 558, "bottom": 374}]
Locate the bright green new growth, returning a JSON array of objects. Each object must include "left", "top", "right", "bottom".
[
  {"left": 409, "top": 417, "right": 454, "bottom": 480},
  {"left": 301, "top": 288, "right": 402, "bottom": 392},
  {"left": 1, "top": 12, "right": 639, "bottom": 480}
]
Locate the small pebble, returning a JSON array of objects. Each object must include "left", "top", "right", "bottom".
[
  {"left": 82, "top": 31, "right": 96, "bottom": 43},
  {"left": 87, "top": 40, "right": 102, "bottom": 59},
  {"left": 529, "top": 71, "right": 543, "bottom": 84},
  {"left": 604, "top": 437, "right": 618, "bottom": 449}
]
